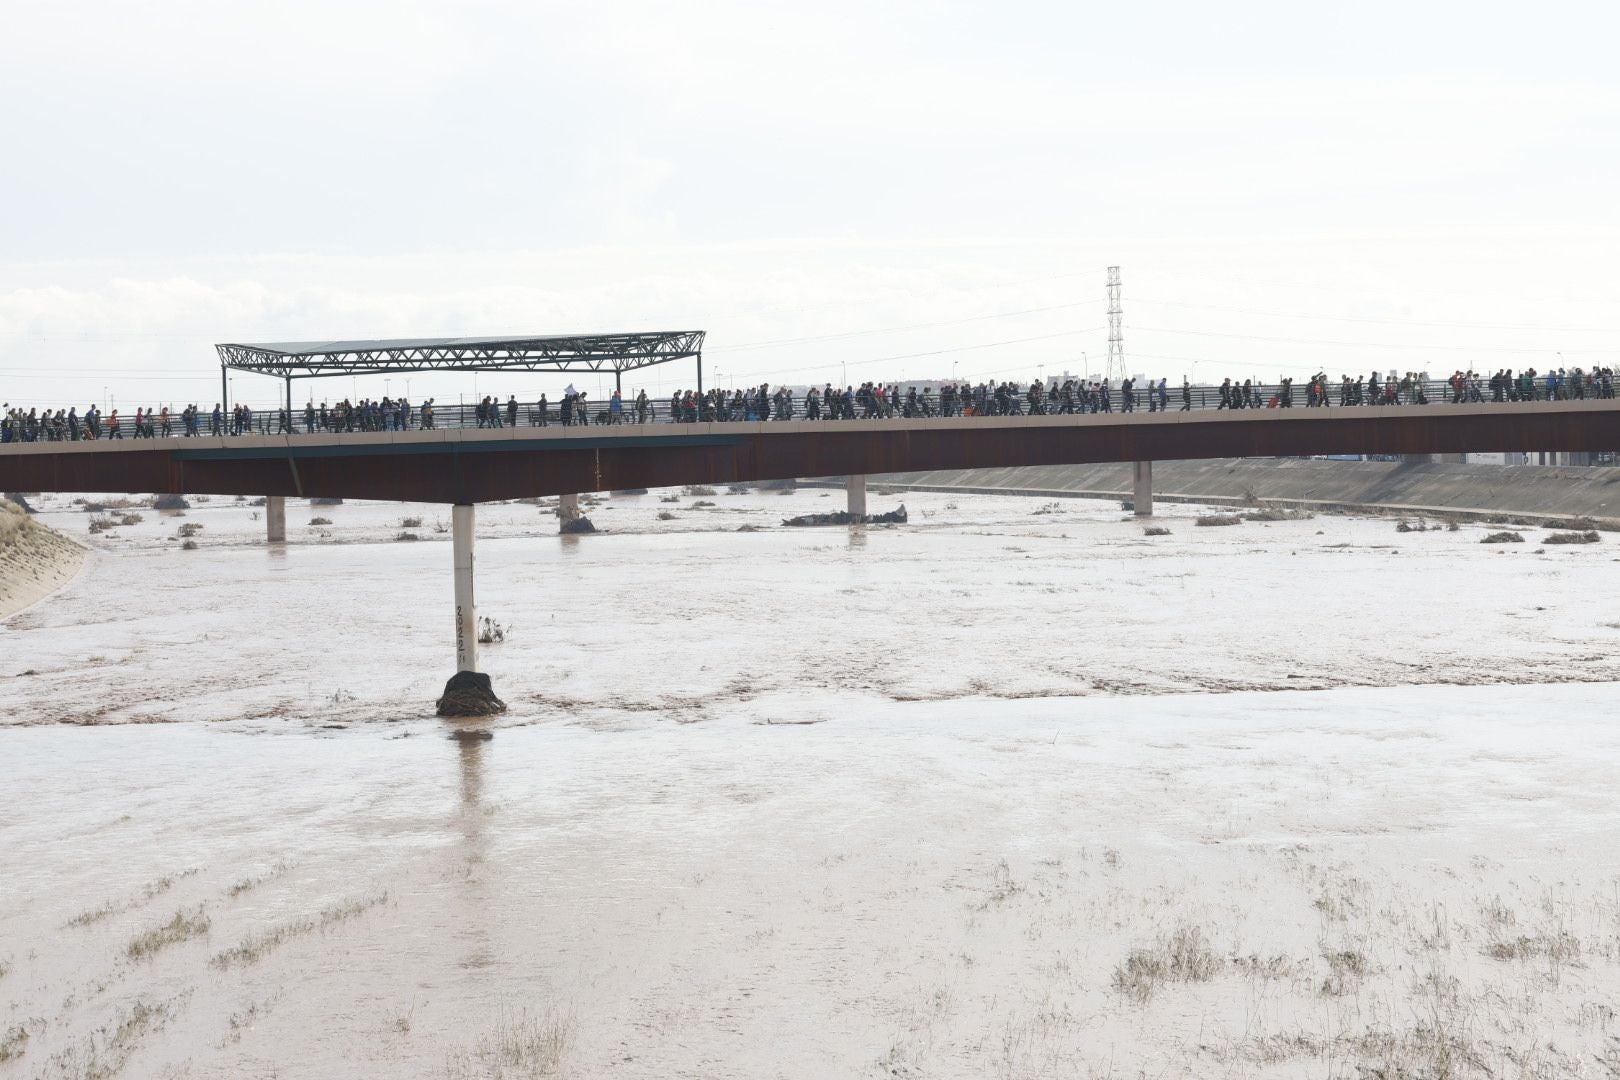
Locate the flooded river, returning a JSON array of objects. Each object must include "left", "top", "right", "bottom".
[{"left": 3, "top": 489, "right": 1618, "bottom": 1077}]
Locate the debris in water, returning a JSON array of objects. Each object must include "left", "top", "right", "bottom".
[{"left": 782, "top": 504, "right": 907, "bottom": 527}]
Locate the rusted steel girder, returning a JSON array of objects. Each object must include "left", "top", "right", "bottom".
[{"left": 4, "top": 403, "right": 1618, "bottom": 503}]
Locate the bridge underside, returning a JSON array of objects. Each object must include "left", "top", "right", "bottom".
[{"left": 4, "top": 403, "right": 1618, "bottom": 503}]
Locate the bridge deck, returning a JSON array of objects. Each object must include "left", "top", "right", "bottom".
[{"left": 4, "top": 400, "right": 1618, "bottom": 503}]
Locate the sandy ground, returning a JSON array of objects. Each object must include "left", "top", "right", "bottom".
[
  {"left": 0, "top": 499, "right": 85, "bottom": 622},
  {"left": 2, "top": 488, "right": 1618, "bottom": 1078}
]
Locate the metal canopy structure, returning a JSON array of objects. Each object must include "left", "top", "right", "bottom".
[
  {"left": 216, "top": 331, "right": 705, "bottom": 379},
  {"left": 214, "top": 331, "right": 706, "bottom": 414}
]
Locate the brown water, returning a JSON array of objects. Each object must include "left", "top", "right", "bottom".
[{"left": 3, "top": 490, "right": 1619, "bottom": 1077}]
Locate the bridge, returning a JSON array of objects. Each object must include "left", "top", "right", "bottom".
[{"left": 6, "top": 399, "right": 1618, "bottom": 713}]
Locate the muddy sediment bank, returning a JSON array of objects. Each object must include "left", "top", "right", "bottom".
[
  {"left": 0, "top": 498, "right": 86, "bottom": 620},
  {"left": 863, "top": 458, "right": 1620, "bottom": 524}
]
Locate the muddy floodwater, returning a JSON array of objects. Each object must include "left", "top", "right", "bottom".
[{"left": 3, "top": 489, "right": 1619, "bottom": 1078}]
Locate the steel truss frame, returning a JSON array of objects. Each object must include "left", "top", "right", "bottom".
[{"left": 215, "top": 331, "right": 705, "bottom": 380}]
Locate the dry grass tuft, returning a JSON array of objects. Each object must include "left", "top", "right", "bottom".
[
  {"left": 443, "top": 1006, "right": 574, "bottom": 1079},
  {"left": 226, "top": 860, "right": 290, "bottom": 898},
  {"left": 127, "top": 906, "right": 210, "bottom": 960},
  {"left": 1233, "top": 952, "right": 1304, "bottom": 981},
  {"left": 211, "top": 891, "right": 388, "bottom": 969},
  {"left": 1319, "top": 948, "right": 1368, "bottom": 997},
  {"left": 1483, "top": 929, "right": 1581, "bottom": 963},
  {"left": 1480, "top": 531, "right": 1524, "bottom": 544},
  {"left": 1111, "top": 924, "right": 1222, "bottom": 1003},
  {"left": 67, "top": 869, "right": 199, "bottom": 929},
  {"left": 0, "top": 1025, "right": 26, "bottom": 1063},
  {"left": 1196, "top": 514, "right": 1242, "bottom": 527},
  {"left": 1143, "top": 526, "right": 1171, "bottom": 536}
]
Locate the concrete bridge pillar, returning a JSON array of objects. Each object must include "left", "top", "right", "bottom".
[
  {"left": 265, "top": 495, "right": 286, "bottom": 542},
  {"left": 558, "top": 493, "right": 581, "bottom": 523},
  {"left": 1133, "top": 461, "right": 1153, "bottom": 517},
  {"left": 453, "top": 503, "right": 477, "bottom": 674},
  {"left": 435, "top": 503, "right": 505, "bottom": 717},
  {"left": 847, "top": 475, "right": 867, "bottom": 520}
]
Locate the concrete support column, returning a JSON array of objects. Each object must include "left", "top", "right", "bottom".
[
  {"left": 265, "top": 495, "right": 286, "bottom": 542},
  {"left": 435, "top": 503, "right": 505, "bottom": 716},
  {"left": 1133, "top": 461, "right": 1153, "bottom": 517},
  {"left": 453, "top": 503, "right": 477, "bottom": 674},
  {"left": 558, "top": 493, "right": 581, "bottom": 523},
  {"left": 847, "top": 474, "right": 867, "bottom": 519}
]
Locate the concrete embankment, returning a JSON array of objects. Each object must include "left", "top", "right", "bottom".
[
  {"left": 0, "top": 498, "right": 86, "bottom": 619},
  {"left": 868, "top": 458, "right": 1620, "bottom": 524}
]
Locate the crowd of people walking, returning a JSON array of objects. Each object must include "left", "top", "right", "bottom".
[{"left": 3, "top": 367, "right": 1614, "bottom": 443}]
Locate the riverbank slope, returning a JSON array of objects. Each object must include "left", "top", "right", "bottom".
[{"left": 0, "top": 497, "right": 86, "bottom": 620}]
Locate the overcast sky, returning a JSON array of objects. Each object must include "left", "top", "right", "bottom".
[{"left": 2, "top": 0, "right": 1617, "bottom": 408}]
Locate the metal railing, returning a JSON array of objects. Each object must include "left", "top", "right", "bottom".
[{"left": 3, "top": 376, "right": 1617, "bottom": 444}]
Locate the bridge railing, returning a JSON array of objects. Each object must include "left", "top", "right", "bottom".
[{"left": 2, "top": 376, "right": 1615, "bottom": 443}]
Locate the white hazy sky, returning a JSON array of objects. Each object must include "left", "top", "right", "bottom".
[{"left": 2, "top": 0, "right": 1617, "bottom": 409}]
